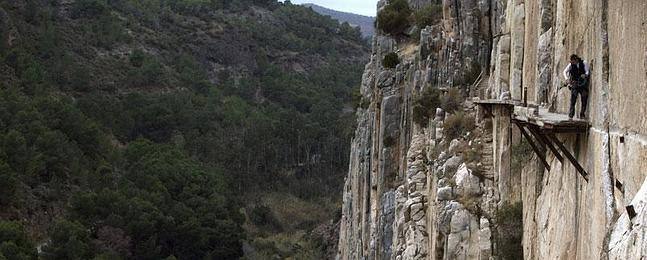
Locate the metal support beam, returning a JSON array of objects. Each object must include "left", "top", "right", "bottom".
[
  {"left": 515, "top": 122, "right": 551, "bottom": 171},
  {"left": 527, "top": 125, "right": 564, "bottom": 164},
  {"left": 547, "top": 133, "right": 589, "bottom": 182}
]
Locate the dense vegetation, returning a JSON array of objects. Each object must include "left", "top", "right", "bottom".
[{"left": 0, "top": 0, "right": 368, "bottom": 258}]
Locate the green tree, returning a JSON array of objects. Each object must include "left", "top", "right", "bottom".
[
  {"left": 0, "top": 221, "right": 38, "bottom": 260},
  {"left": 413, "top": 87, "right": 441, "bottom": 127},
  {"left": 413, "top": 4, "right": 443, "bottom": 28},
  {"left": 377, "top": 0, "right": 412, "bottom": 36}
]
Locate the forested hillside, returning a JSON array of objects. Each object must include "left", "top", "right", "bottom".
[{"left": 0, "top": 0, "right": 368, "bottom": 259}]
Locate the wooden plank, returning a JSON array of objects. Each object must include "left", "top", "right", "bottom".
[
  {"left": 473, "top": 99, "right": 518, "bottom": 106},
  {"left": 545, "top": 128, "right": 586, "bottom": 134},
  {"left": 547, "top": 133, "right": 589, "bottom": 182},
  {"left": 528, "top": 125, "right": 564, "bottom": 164},
  {"left": 511, "top": 105, "right": 590, "bottom": 132},
  {"left": 515, "top": 122, "right": 551, "bottom": 171}
]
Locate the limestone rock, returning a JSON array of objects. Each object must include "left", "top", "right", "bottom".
[
  {"left": 454, "top": 163, "right": 482, "bottom": 198},
  {"left": 442, "top": 156, "right": 463, "bottom": 177},
  {"left": 435, "top": 108, "right": 446, "bottom": 121},
  {"left": 437, "top": 186, "right": 454, "bottom": 201},
  {"left": 378, "top": 70, "right": 395, "bottom": 88},
  {"left": 478, "top": 217, "right": 492, "bottom": 259}
]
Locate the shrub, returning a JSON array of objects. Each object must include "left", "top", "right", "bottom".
[
  {"left": 412, "top": 87, "right": 441, "bottom": 127},
  {"left": 382, "top": 52, "right": 400, "bottom": 68},
  {"left": 443, "top": 112, "right": 475, "bottom": 140},
  {"left": 496, "top": 202, "right": 523, "bottom": 260},
  {"left": 377, "top": 0, "right": 412, "bottom": 36},
  {"left": 250, "top": 205, "right": 283, "bottom": 232},
  {"left": 441, "top": 88, "right": 463, "bottom": 114},
  {"left": 413, "top": 4, "right": 443, "bottom": 28}
]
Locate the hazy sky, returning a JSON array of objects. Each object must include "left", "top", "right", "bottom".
[{"left": 289, "top": 0, "right": 378, "bottom": 17}]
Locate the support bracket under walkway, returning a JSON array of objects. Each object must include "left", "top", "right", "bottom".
[{"left": 474, "top": 99, "right": 590, "bottom": 181}]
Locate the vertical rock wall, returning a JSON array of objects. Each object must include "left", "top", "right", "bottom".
[
  {"left": 489, "top": 0, "right": 647, "bottom": 259},
  {"left": 338, "top": 0, "right": 647, "bottom": 259}
]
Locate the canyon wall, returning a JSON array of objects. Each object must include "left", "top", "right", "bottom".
[{"left": 337, "top": 0, "right": 647, "bottom": 259}]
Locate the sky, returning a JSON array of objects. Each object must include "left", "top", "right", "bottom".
[{"left": 287, "top": 0, "right": 378, "bottom": 17}]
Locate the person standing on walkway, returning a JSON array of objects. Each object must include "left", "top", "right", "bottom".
[{"left": 563, "top": 54, "right": 590, "bottom": 119}]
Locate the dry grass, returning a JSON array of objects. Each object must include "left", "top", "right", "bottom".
[{"left": 242, "top": 192, "right": 338, "bottom": 259}]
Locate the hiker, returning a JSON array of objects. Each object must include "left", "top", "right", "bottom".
[{"left": 563, "top": 54, "right": 590, "bottom": 119}]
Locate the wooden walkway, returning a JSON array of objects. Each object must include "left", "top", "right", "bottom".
[
  {"left": 513, "top": 106, "right": 589, "bottom": 133},
  {"left": 474, "top": 99, "right": 590, "bottom": 181}
]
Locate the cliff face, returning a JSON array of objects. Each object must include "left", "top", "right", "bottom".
[{"left": 337, "top": 0, "right": 647, "bottom": 259}]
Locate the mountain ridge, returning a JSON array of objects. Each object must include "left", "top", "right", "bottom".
[{"left": 302, "top": 3, "right": 375, "bottom": 38}]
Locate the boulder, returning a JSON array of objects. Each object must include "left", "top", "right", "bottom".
[
  {"left": 442, "top": 155, "right": 463, "bottom": 177},
  {"left": 454, "top": 163, "right": 482, "bottom": 197},
  {"left": 437, "top": 186, "right": 454, "bottom": 201}
]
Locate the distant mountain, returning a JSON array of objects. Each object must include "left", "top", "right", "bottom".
[{"left": 302, "top": 3, "right": 375, "bottom": 38}]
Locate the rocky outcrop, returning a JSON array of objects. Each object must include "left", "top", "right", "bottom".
[{"left": 338, "top": 0, "right": 647, "bottom": 259}]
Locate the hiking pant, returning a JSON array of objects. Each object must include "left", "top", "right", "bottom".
[{"left": 569, "top": 86, "right": 588, "bottom": 118}]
